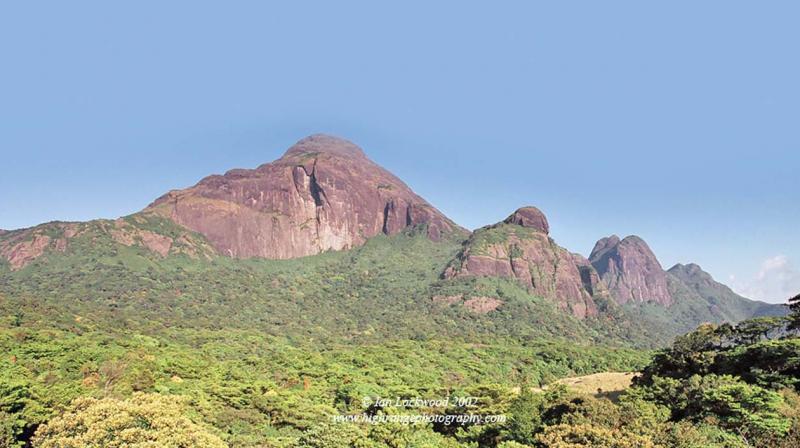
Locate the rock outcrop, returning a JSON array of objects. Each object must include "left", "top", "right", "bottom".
[
  {"left": 431, "top": 294, "right": 504, "bottom": 314},
  {"left": 444, "top": 207, "right": 598, "bottom": 318},
  {"left": 0, "top": 217, "right": 215, "bottom": 270},
  {"left": 0, "top": 223, "right": 79, "bottom": 270},
  {"left": 503, "top": 207, "right": 549, "bottom": 233},
  {"left": 589, "top": 235, "right": 672, "bottom": 305},
  {"left": 145, "top": 134, "right": 464, "bottom": 259},
  {"left": 463, "top": 296, "right": 504, "bottom": 314}
]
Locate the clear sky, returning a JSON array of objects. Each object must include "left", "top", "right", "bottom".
[{"left": 1, "top": 1, "right": 798, "bottom": 303}]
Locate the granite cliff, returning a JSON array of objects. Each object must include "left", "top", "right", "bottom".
[
  {"left": 144, "top": 134, "right": 464, "bottom": 259},
  {"left": 589, "top": 235, "right": 673, "bottom": 306}
]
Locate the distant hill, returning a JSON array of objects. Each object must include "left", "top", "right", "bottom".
[{"left": 667, "top": 262, "right": 785, "bottom": 322}]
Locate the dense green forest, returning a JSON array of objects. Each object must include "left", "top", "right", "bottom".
[
  {"left": 1, "top": 221, "right": 798, "bottom": 446},
  {"left": 3, "top": 310, "right": 799, "bottom": 446}
]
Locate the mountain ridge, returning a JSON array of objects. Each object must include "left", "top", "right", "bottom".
[
  {"left": 0, "top": 134, "right": 785, "bottom": 344},
  {"left": 667, "top": 262, "right": 784, "bottom": 321}
]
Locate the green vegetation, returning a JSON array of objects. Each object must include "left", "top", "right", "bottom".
[
  {"left": 790, "top": 293, "right": 800, "bottom": 332},
  {"left": 0, "top": 324, "right": 648, "bottom": 446},
  {"left": 0, "top": 222, "right": 667, "bottom": 348},
  {"left": 2, "top": 223, "right": 798, "bottom": 446},
  {"left": 2, "top": 316, "right": 794, "bottom": 447},
  {"left": 490, "top": 316, "right": 800, "bottom": 447},
  {"left": 31, "top": 393, "right": 227, "bottom": 448},
  {"left": 459, "top": 223, "right": 538, "bottom": 257}
]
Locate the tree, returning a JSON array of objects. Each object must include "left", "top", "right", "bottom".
[
  {"left": 534, "top": 423, "right": 656, "bottom": 448},
  {"left": 497, "top": 442, "right": 531, "bottom": 448},
  {"left": 698, "top": 377, "right": 790, "bottom": 439},
  {"left": 734, "top": 317, "right": 786, "bottom": 344},
  {"left": 789, "top": 293, "right": 800, "bottom": 333},
  {"left": 297, "top": 422, "right": 370, "bottom": 448},
  {"left": 32, "top": 393, "right": 226, "bottom": 448},
  {"left": 504, "top": 389, "right": 545, "bottom": 445},
  {"left": 640, "top": 373, "right": 791, "bottom": 441},
  {"left": 635, "top": 324, "right": 722, "bottom": 385},
  {"left": 0, "top": 363, "right": 48, "bottom": 447},
  {"left": 716, "top": 339, "right": 800, "bottom": 390}
]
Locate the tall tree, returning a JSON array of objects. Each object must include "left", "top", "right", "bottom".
[{"left": 789, "top": 293, "right": 800, "bottom": 333}]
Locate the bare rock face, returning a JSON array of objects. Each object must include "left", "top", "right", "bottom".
[
  {"left": 589, "top": 235, "right": 673, "bottom": 306},
  {"left": 463, "top": 296, "right": 504, "bottom": 314},
  {"left": 2, "top": 234, "right": 53, "bottom": 270},
  {"left": 0, "top": 223, "right": 79, "bottom": 270},
  {"left": 444, "top": 207, "right": 597, "bottom": 319},
  {"left": 503, "top": 206, "right": 549, "bottom": 233},
  {"left": 145, "top": 134, "right": 464, "bottom": 259},
  {"left": 109, "top": 219, "right": 174, "bottom": 258},
  {"left": 431, "top": 294, "right": 503, "bottom": 314}
]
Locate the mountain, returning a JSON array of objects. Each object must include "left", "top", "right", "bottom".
[
  {"left": 0, "top": 134, "right": 783, "bottom": 348},
  {"left": 611, "top": 262, "right": 786, "bottom": 339},
  {"left": 143, "top": 134, "right": 464, "bottom": 259},
  {"left": 443, "top": 207, "right": 598, "bottom": 319},
  {"left": 667, "top": 262, "right": 784, "bottom": 321},
  {"left": 582, "top": 235, "right": 785, "bottom": 332},
  {"left": 589, "top": 235, "right": 672, "bottom": 306}
]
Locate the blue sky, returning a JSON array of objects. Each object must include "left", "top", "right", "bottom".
[{"left": 1, "top": 1, "right": 798, "bottom": 302}]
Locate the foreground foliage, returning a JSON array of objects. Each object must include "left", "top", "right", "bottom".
[
  {"left": 32, "top": 393, "right": 226, "bottom": 448},
  {"left": 2, "top": 315, "right": 798, "bottom": 447},
  {"left": 0, "top": 324, "right": 647, "bottom": 447}
]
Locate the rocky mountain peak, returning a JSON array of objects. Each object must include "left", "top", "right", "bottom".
[
  {"left": 503, "top": 206, "right": 549, "bottom": 234},
  {"left": 589, "top": 234, "right": 673, "bottom": 306},
  {"left": 590, "top": 235, "right": 621, "bottom": 259},
  {"left": 444, "top": 206, "right": 597, "bottom": 319},
  {"left": 144, "top": 135, "right": 463, "bottom": 259},
  {"left": 281, "top": 133, "right": 367, "bottom": 160}
]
